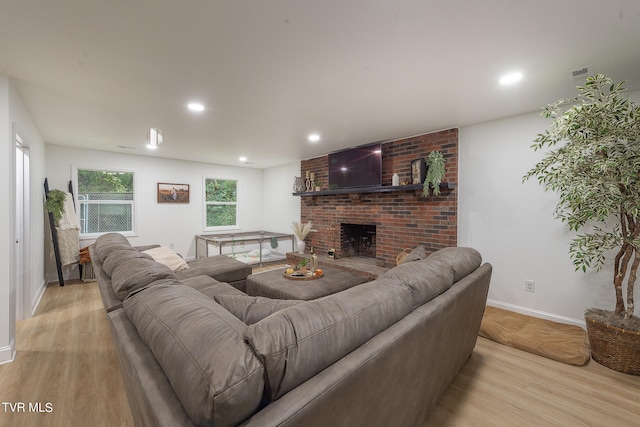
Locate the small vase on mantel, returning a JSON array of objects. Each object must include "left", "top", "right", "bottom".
[{"left": 297, "top": 239, "right": 306, "bottom": 254}]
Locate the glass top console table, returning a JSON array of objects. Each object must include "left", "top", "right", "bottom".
[{"left": 195, "top": 231, "right": 295, "bottom": 265}]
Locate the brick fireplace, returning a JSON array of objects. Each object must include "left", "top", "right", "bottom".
[
  {"left": 340, "top": 223, "right": 376, "bottom": 258},
  {"left": 298, "top": 128, "right": 458, "bottom": 269}
]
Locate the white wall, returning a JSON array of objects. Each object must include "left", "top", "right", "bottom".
[
  {"left": 458, "top": 89, "right": 640, "bottom": 326},
  {"left": 44, "top": 146, "right": 302, "bottom": 279},
  {"left": 1, "top": 76, "right": 47, "bottom": 364},
  {"left": 263, "top": 162, "right": 301, "bottom": 234},
  {"left": 0, "top": 77, "right": 13, "bottom": 364}
]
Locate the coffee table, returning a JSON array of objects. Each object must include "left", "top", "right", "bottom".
[{"left": 246, "top": 266, "right": 369, "bottom": 300}]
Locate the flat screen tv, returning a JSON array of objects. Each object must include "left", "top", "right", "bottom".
[{"left": 328, "top": 143, "right": 382, "bottom": 189}]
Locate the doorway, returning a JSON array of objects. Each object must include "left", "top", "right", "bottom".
[{"left": 15, "top": 130, "right": 31, "bottom": 320}]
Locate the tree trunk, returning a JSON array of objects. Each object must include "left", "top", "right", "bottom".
[
  {"left": 624, "top": 218, "right": 640, "bottom": 318},
  {"left": 614, "top": 244, "right": 631, "bottom": 316},
  {"left": 617, "top": 215, "right": 640, "bottom": 318},
  {"left": 627, "top": 249, "right": 639, "bottom": 318}
]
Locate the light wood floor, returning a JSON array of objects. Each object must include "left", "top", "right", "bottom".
[
  {"left": 0, "top": 280, "right": 134, "bottom": 427},
  {"left": 1, "top": 279, "right": 639, "bottom": 427},
  {"left": 425, "top": 335, "right": 640, "bottom": 427}
]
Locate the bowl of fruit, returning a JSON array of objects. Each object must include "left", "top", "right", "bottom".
[{"left": 283, "top": 259, "right": 324, "bottom": 280}]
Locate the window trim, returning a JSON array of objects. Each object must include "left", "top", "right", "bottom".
[
  {"left": 72, "top": 165, "right": 138, "bottom": 238},
  {"left": 202, "top": 176, "right": 240, "bottom": 232}
]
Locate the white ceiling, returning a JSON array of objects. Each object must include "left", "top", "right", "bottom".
[{"left": 2, "top": 0, "right": 640, "bottom": 168}]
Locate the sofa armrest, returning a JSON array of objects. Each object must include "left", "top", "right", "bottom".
[{"left": 108, "top": 309, "right": 196, "bottom": 427}]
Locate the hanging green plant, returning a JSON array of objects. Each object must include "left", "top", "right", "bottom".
[
  {"left": 45, "top": 189, "right": 66, "bottom": 226},
  {"left": 423, "top": 151, "right": 446, "bottom": 196}
]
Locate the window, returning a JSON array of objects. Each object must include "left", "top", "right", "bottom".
[
  {"left": 76, "top": 168, "right": 135, "bottom": 236},
  {"left": 204, "top": 178, "right": 238, "bottom": 229}
]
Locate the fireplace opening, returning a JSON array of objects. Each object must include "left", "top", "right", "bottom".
[{"left": 340, "top": 223, "right": 376, "bottom": 258}]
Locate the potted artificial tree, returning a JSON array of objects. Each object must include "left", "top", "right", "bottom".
[{"left": 524, "top": 74, "right": 640, "bottom": 374}]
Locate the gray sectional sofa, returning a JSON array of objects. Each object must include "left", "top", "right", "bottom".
[
  {"left": 94, "top": 233, "right": 492, "bottom": 426},
  {"left": 90, "top": 233, "right": 252, "bottom": 312}
]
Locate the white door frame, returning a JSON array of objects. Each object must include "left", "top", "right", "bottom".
[{"left": 14, "top": 128, "right": 31, "bottom": 320}]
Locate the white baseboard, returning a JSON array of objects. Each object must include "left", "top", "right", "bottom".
[
  {"left": 486, "top": 299, "right": 586, "bottom": 329},
  {"left": 0, "top": 338, "right": 16, "bottom": 365},
  {"left": 31, "top": 279, "right": 47, "bottom": 317}
]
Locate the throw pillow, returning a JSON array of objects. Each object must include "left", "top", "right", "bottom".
[
  {"left": 214, "top": 295, "right": 303, "bottom": 324},
  {"left": 142, "top": 246, "right": 189, "bottom": 272}
]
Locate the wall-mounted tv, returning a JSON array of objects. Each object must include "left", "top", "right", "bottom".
[{"left": 328, "top": 143, "right": 382, "bottom": 189}]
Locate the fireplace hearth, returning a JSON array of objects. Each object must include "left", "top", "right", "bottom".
[{"left": 340, "top": 223, "right": 376, "bottom": 258}]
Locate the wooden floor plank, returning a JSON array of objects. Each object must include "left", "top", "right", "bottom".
[
  {"left": 425, "top": 336, "right": 640, "bottom": 427},
  {"left": 0, "top": 281, "right": 134, "bottom": 427}
]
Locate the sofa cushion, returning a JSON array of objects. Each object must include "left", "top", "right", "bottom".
[
  {"left": 94, "top": 232, "right": 134, "bottom": 262},
  {"left": 427, "top": 247, "right": 482, "bottom": 282},
  {"left": 402, "top": 245, "right": 428, "bottom": 263},
  {"left": 178, "top": 255, "right": 252, "bottom": 283},
  {"left": 179, "top": 274, "right": 220, "bottom": 290},
  {"left": 379, "top": 257, "right": 455, "bottom": 307},
  {"left": 123, "top": 284, "right": 264, "bottom": 427},
  {"left": 102, "top": 249, "right": 153, "bottom": 277},
  {"left": 214, "top": 295, "right": 302, "bottom": 325},
  {"left": 142, "top": 246, "right": 190, "bottom": 272},
  {"left": 199, "top": 282, "right": 247, "bottom": 299},
  {"left": 244, "top": 278, "right": 413, "bottom": 401},
  {"left": 110, "top": 257, "right": 176, "bottom": 300}
]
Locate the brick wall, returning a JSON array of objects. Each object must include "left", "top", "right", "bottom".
[{"left": 299, "top": 128, "right": 458, "bottom": 268}]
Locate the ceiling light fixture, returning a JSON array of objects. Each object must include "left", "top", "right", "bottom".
[
  {"left": 187, "top": 102, "right": 205, "bottom": 112},
  {"left": 308, "top": 133, "right": 321, "bottom": 142},
  {"left": 499, "top": 72, "right": 523, "bottom": 85},
  {"left": 239, "top": 156, "right": 248, "bottom": 163},
  {"left": 146, "top": 127, "right": 163, "bottom": 149}
]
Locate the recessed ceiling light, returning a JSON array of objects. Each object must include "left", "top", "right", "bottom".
[
  {"left": 308, "top": 133, "right": 321, "bottom": 142},
  {"left": 499, "top": 72, "right": 523, "bottom": 85},
  {"left": 239, "top": 156, "right": 248, "bottom": 162},
  {"left": 187, "top": 102, "right": 205, "bottom": 112}
]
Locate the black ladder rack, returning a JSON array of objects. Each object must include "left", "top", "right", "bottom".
[{"left": 44, "top": 179, "right": 81, "bottom": 286}]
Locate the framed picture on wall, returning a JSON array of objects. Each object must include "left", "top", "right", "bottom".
[
  {"left": 411, "top": 158, "right": 426, "bottom": 184},
  {"left": 157, "top": 183, "right": 190, "bottom": 203}
]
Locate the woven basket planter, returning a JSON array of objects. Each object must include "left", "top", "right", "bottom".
[{"left": 586, "top": 316, "right": 640, "bottom": 375}]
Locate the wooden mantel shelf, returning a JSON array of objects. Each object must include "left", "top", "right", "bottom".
[{"left": 293, "top": 182, "right": 455, "bottom": 197}]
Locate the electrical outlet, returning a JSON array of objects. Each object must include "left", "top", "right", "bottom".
[
  {"left": 525, "top": 280, "right": 535, "bottom": 293},
  {"left": 169, "top": 243, "right": 175, "bottom": 250}
]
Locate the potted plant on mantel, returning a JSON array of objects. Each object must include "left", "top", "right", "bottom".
[
  {"left": 524, "top": 74, "right": 640, "bottom": 374},
  {"left": 423, "top": 150, "right": 446, "bottom": 197}
]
